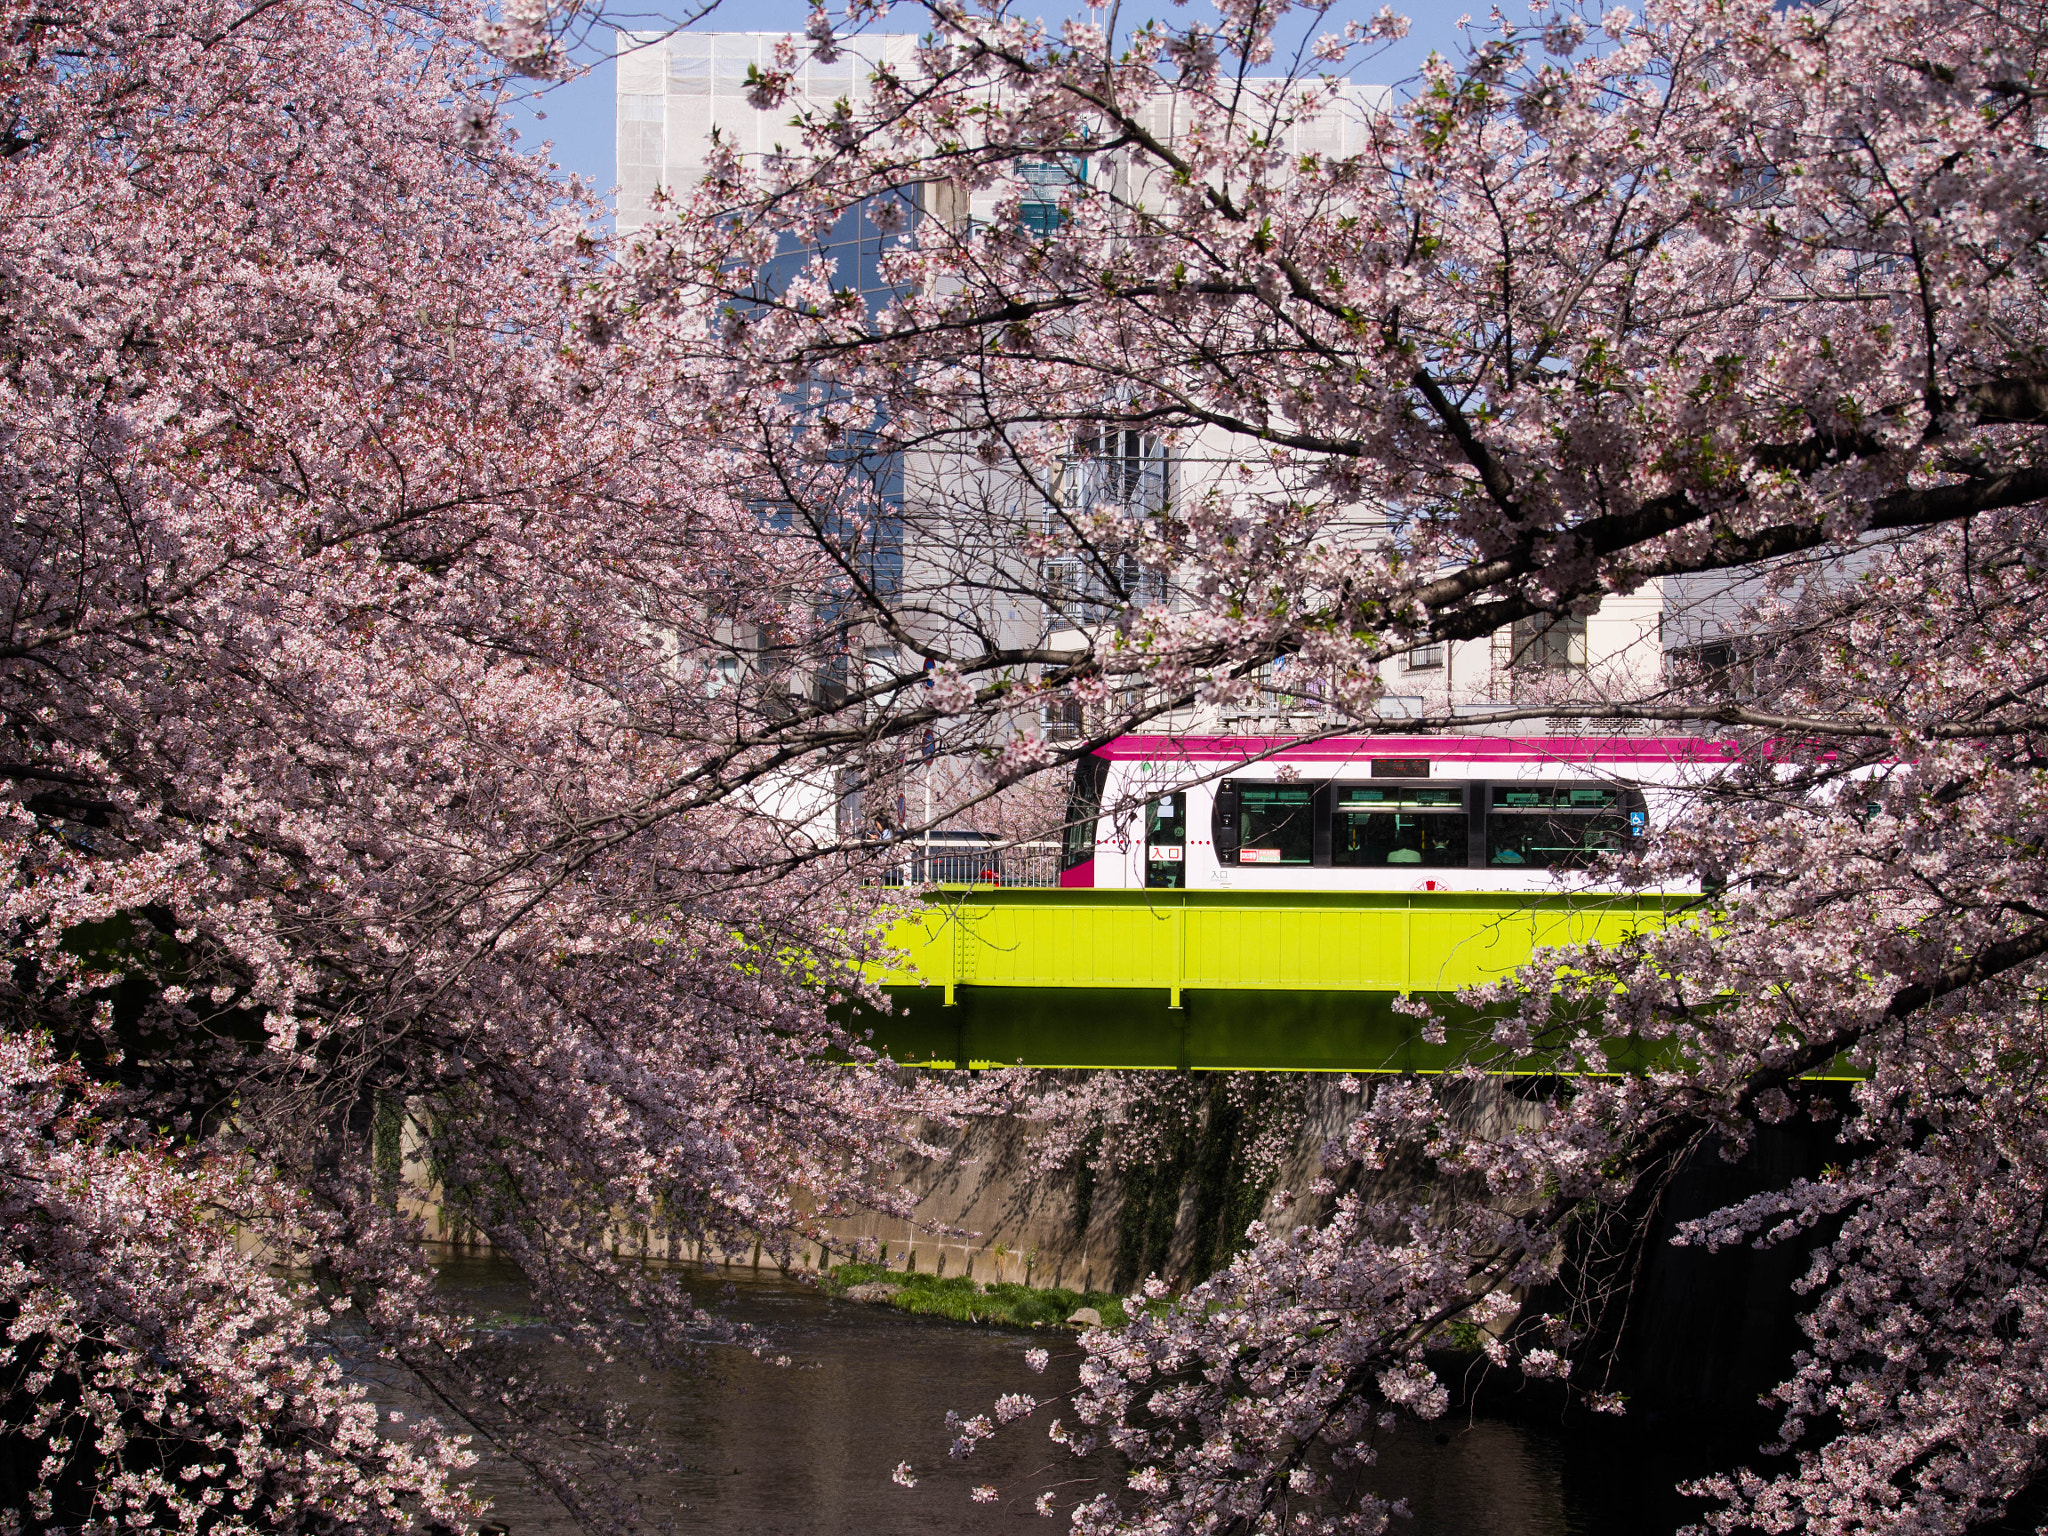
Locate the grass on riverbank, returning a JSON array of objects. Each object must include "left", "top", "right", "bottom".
[{"left": 818, "top": 1263, "right": 1128, "bottom": 1330}]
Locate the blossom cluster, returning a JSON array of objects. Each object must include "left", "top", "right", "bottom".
[{"left": 594, "top": 0, "right": 2048, "bottom": 1526}]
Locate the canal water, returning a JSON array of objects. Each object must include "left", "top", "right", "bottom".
[{"left": 429, "top": 1254, "right": 1719, "bottom": 1535}]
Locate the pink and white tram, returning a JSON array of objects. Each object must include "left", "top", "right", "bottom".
[{"left": 1057, "top": 735, "right": 1733, "bottom": 893}]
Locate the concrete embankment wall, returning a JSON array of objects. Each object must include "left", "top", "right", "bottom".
[
  {"left": 410, "top": 1076, "right": 1563, "bottom": 1291},
  {"left": 410, "top": 1075, "right": 1384, "bottom": 1291},
  {"left": 410, "top": 1075, "right": 1835, "bottom": 1422},
  {"left": 788, "top": 1074, "right": 1557, "bottom": 1291}
]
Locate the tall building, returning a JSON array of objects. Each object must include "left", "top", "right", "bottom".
[
  {"left": 616, "top": 31, "right": 922, "bottom": 232},
  {"left": 615, "top": 33, "right": 1705, "bottom": 740}
]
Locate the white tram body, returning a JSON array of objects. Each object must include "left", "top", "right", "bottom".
[{"left": 1058, "top": 735, "right": 1730, "bottom": 894}]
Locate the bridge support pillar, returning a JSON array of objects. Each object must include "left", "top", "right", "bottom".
[{"left": 1167, "top": 903, "right": 1187, "bottom": 1013}]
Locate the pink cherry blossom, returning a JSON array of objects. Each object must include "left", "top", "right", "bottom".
[{"left": 602, "top": 0, "right": 2048, "bottom": 1528}]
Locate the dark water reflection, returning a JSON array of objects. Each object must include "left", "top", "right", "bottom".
[{"left": 428, "top": 1254, "right": 1709, "bottom": 1535}]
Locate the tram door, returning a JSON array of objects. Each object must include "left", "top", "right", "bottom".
[{"left": 1146, "top": 793, "right": 1187, "bottom": 889}]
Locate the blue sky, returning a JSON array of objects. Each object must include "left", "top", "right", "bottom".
[{"left": 501, "top": 1, "right": 1488, "bottom": 201}]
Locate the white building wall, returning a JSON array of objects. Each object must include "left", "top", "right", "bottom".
[{"left": 616, "top": 30, "right": 921, "bottom": 231}]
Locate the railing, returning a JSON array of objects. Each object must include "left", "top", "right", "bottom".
[{"left": 882, "top": 836, "right": 1065, "bottom": 888}]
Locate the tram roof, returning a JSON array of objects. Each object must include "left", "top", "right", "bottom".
[{"left": 1092, "top": 734, "right": 1739, "bottom": 765}]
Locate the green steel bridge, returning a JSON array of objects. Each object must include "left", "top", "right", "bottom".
[{"left": 863, "top": 889, "right": 1732, "bottom": 1074}]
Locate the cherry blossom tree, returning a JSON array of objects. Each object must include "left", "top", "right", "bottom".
[
  {"left": 0, "top": 0, "right": 983, "bottom": 1526},
  {"left": 601, "top": 0, "right": 2048, "bottom": 1526},
  {"left": 17, "top": 0, "right": 2048, "bottom": 1524}
]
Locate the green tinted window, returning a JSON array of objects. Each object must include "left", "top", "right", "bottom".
[
  {"left": 1340, "top": 785, "right": 1464, "bottom": 809},
  {"left": 1237, "top": 785, "right": 1313, "bottom": 865},
  {"left": 1486, "top": 813, "right": 1629, "bottom": 868},
  {"left": 1333, "top": 809, "right": 1466, "bottom": 867},
  {"left": 1146, "top": 793, "right": 1186, "bottom": 889},
  {"left": 1491, "top": 784, "right": 1621, "bottom": 811},
  {"left": 1333, "top": 781, "right": 1466, "bottom": 868},
  {"left": 1486, "top": 782, "right": 1635, "bottom": 868}
]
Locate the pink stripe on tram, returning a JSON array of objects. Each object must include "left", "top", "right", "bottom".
[{"left": 1090, "top": 734, "right": 1739, "bottom": 765}]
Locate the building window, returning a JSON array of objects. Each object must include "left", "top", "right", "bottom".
[
  {"left": 1041, "top": 697, "right": 1083, "bottom": 741},
  {"left": 1017, "top": 156, "right": 1087, "bottom": 237},
  {"left": 1506, "top": 612, "right": 1587, "bottom": 671},
  {"left": 1041, "top": 427, "right": 1169, "bottom": 626},
  {"left": 834, "top": 767, "right": 863, "bottom": 839},
  {"left": 1067, "top": 427, "right": 1167, "bottom": 515},
  {"left": 1664, "top": 637, "right": 1760, "bottom": 699},
  {"left": 1403, "top": 642, "right": 1444, "bottom": 671},
  {"left": 666, "top": 53, "right": 709, "bottom": 93}
]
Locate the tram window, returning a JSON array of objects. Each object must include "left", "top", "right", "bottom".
[
  {"left": 1493, "top": 785, "right": 1621, "bottom": 810},
  {"left": 1146, "top": 793, "right": 1187, "bottom": 889},
  {"left": 1332, "top": 784, "right": 1467, "bottom": 867},
  {"left": 1061, "top": 755, "right": 1109, "bottom": 872},
  {"left": 1233, "top": 784, "right": 1314, "bottom": 865},
  {"left": 1486, "top": 783, "right": 1638, "bottom": 868}
]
